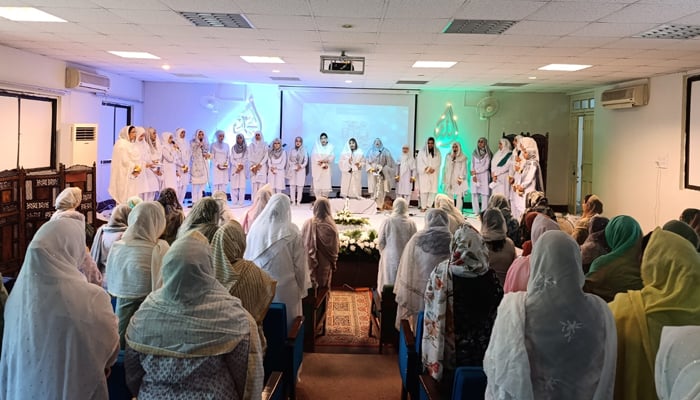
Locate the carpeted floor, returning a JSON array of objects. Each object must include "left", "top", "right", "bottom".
[
  {"left": 296, "top": 353, "right": 401, "bottom": 400},
  {"left": 315, "top": 289, "right": 379, "bottom": 349}
]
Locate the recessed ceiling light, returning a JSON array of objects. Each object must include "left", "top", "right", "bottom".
[
  {"left": 345, "top": 80, "right": 352, "bottom": 83},
  {"left": 538, "top": 63, "right": 591, "bottom": 72},
  {"left": 342, "top": 24, "right": 353, "bottom": 29},
  {"left": 108, "top": 51, "right": 160, "bottom": 59},
  {"left": 412, "top": 61, "right": 457, "bottom": 69},
  {"left": 271, "top": 69, "right": 280, "bottom": 73},
  {"left": 528, "top": 76, "right": 537, "bottom": 80},
  {"left": 240, "top": 56, "right": 284, "bottom": 64},
  {"left": 0, "top": 7, "right": 66, "bottom": 22},
  {"left": 161, "top": 64, "right": 171, "bottom": 70}
]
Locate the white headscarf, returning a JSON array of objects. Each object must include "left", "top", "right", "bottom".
[
  {"left": 341, "top": 138, "right": 363, "bottom": 157},
  {"left": 655, "top": 326, "right": 700, "bottom": 400},
  {"left": 399, "top": 144, "right": 416, "bottom": 175},
  {"left": 492, "top": 138, "right": 513, "bottom": 167},
  {"left": 392, "top": 197, "right": 409, "bottom": 216},
  {"left": 485, "top": 231, "right": 617, "bottom": 399},
  {"left": 54, "top": 186, "right": 82, "bottom": 211},
  {"left": 448, "top": 141, "right": 467, "bottom": 163},
  {"left": 0, "top": 219, "right": 118, "bottom": 400},
  {"left": 520, "top": 137, "right": 539, "bottom": 162},
  {"left": 434, "top": 193, "right": 465, "bottom": 234},
  {"left": 245, "top": 193, "right": 298, "bottom": 261},
  {"left": 481, "top": 208, "right": 507, "bottom": 241}
]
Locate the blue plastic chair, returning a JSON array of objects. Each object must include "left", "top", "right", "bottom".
[
  {"left": 262, "top": 302, "right": 305, "bottom": 400},
  {"left": 419, "top": 366, "right": 487, "bottom": 400},
  {"left": 398, "top": 311, "right": 424, "bottom": 400}
]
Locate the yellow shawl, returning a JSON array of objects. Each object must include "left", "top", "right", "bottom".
[{"left": 609, "top": 228, "right": 700, "bottom": 400}]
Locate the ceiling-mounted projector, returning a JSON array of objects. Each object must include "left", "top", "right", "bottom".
[{"left": 320, "top": 51, "right": 365, "bottom": 75}]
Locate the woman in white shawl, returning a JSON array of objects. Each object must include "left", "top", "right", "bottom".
[
  {"left": 509, "top": 135, "right": 525, "bottom": 221},
  {"left": 310, "top": 132, "right": 335, "bottom": 199},
  {"left": 434, "top": 193, "right": 466, "bottom": 234},
  {"left": 417, "top": 137, "right": 441, "bottom": 211},
  {"left": 286, "top": 136, "right": 308, "bottom": 206},
  {"left": 442, "top": 141, "right": 468, "bottom": 211},
  {"left": 106, "top": 201, "right": 169, "bottom": 348},
  {"left": 513, "top": 137, "right": 543, "bottom": 218},
  {"left": 146, "top": 127, "right": 163, "bottom": 192},
  {"left": 190, "top": 129, "right": 210, "bottom": 204},
  {"left": 301, "top": 198, "right": 340, "bottom": 289},
  {"left": 244, "top": 193, "right": 311, "bottom": 330},
  {"left": 366, "top": 138, "right": 395, "bottom": 209},
  {"left": 470, "top": 137, "right": 492, "bottom": 215},
  {"left": 160, "top": 131, "right": 179, "bottom": 192},
  {"left": 109, "top": 125, "right": 136, "bottom": 204},
  {"left": 0, "top": 218, "right": 119, "bottom": 400},
  {"left": 484, "top": 230, "right": 616, "bottom": 400},
  {"left": 377, "top": 198, "right": 417, "bottom": 293},
  {"left": 230, "top": 133, "right": 249, "bottom": 206},
  {"left": 394, "top": 208, "right": 452, "bottom": 330},
  {"left": 491, "top": 138, "right": 513, "bottom": 198},
  {"left": 655, "top": 326, "right": 700, "bottom": 400},
  {"left": 339, "top": 137, "right": 364, "bottom": 199},
  {"left": 174, "top": 128, "right": 191, "bottom": 205},
  {"left": 241, "top": 183, "right": 273, "bottom": 234},
  {"left": 210, "top": 130, "right": 230, "bottom": 194},
  {"left": 248, "top": 131, "right": 269, "bottom": 199},
  {"left": 395, "top": 144, "right": 416, "bottom": 201},
  {"left": 267, "top": 138, "right": 287, "bottom": 194},
  {"left": 91, "top": 204, "right": 131, "bottom": 278},
  {"left": 125, "top": 231, "right": 263, "bottom": 400}
]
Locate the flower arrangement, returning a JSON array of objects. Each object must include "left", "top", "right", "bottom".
[
  {"left": 339, "top": 228, "right": 380, "bottom": 259},
  {"left": 334, "top": 209, "right": 369, "bottom": 227}
]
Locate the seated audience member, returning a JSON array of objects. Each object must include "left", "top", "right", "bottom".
[
  {"left": 394, "top": 209, "right": 452, "bottom": 330},
  {"left": 106, "top": 201, "right": 169, "bottom": 348},
  {"left": 679, "top": 207, "right": 699, "bottom": 226},
  {"left": 487, "top": 193, "right": 520, "bottom": 247},
  {"left": 301, "top": 198, "right": 340, "bottom": 290},
  {"left": 655, "top": 326, "right": 700, "bottom": 400},
  {"left": 177, "top": 197, "right": 220, "bottom": 242},
  {"left": 245, "top": 194, "right": 311, "bottom": 330},
  {"left": 481, "top": 208, "right": 516, "bottom": 286},
  {"left": 423, "top": 224, "right": 503, "bottom": 389},
  {"left": 0, "top": 219, "right": 119, "bottom": 400},
  {"left": 584, "top": 215, "right": 643, "bottom": 302},
  {"left": 241, "top": 183, "right": 273, "bottom": 234},
  {"left": 485, "top": 231, "right": 616, "bottom": 400},
  {"left": 662, "top": 219, "right": 700, "bottom": 250},
  {"left": 580, "top": 216, "right": 610, "bottom": 274},
  {"left": 434, "top": 193, "right": 465, "bottom": 234},
  {"left": 50, "top": 187, "right": 103, "bottom": 286},
  {"left": 519, "top": 211, "right": 540, "bottom": 256},
  {"left": 572, "top": 194, "right": 604, "bottom": 244},
  {"left": 523, "top": 191, "right": 556, "bottom": 219},
  {"left": 156, "top": 187, "right": 184, "bottom": 245},
  {"left": 91, "top": 204, "right": 131, "bottom": 283},
  {"left": 376, "top": 198, "right": 417, "bottom": 293},
  {"left": 503, "top": 214, "right": 559, "bottom": 293},
  {"left": 125, "top": 231, "right": 263, "bottom": 400},
  {"left": 126, "top": 195, "right": 143, "bottom": 209},
  {"left": 609, "top": 228, "right": 700, "bottom": 400},
  {"left": 212, "top": 221, "right": 276, "bottom": 344},
  {"left": 213, "top": 190, "right": 237, "bottom": 225}
]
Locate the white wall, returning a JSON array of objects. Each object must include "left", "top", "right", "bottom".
[
  {"left": 416, "top": 90, "right": 570, "bottom": 204},
  {"left": 592, "top": 72, "right": 700, "bottom": 232},
  {"left": 0, "top": 44, "right": 144, "bottom": 168}
]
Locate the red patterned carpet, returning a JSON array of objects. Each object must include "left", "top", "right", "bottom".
[{"left": 315, "top": 289, "right": 379, "bottom": 349}]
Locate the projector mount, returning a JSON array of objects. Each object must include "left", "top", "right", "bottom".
[{"left": 320, "top": 51, "right": 365, "bottom": 75}]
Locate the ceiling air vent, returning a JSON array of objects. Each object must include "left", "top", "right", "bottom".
[
  {"left": 491, "top": 82, "right": 528, "bottom": 87},
  {"left": 179, "top": 12, "right": 253, "bottom": 28},
  {"left": 443, "top": 19, "right": 517, "bottom": 35},
  {"left": 269, "top": 77, "right": 301, "bottom": 81},
  {"left": 170, "top": 73, "right": 208, "bottom": 79},
  {"left": 396, "top": 80, "right": 428, "bottom": 85},
  {"left": 635, "top": 24, "right": 700, "bottom": 39}
]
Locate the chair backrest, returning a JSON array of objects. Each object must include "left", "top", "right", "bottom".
[
  {"left": 262, "top": 303, "right": 288, "bottom": 376},
  {"left": 415, "top": 311, "right": 424, "bottom": 356},
  {"left": 452, "top": 366, "right": 487, "bottom": 400}
]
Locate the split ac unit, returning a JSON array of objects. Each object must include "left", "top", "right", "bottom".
[
  {"left": 71, "top": 123, "right": 98, "bottom": 166},
  {"left": 601, "top": 84, "right": 648, "bottom": 109},
  {"left": 65, "top": 68, "right": 110, "bottom": 92}
]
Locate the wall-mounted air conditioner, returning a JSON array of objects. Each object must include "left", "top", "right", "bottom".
[
  {"left": 65, "top": 68, "right": 110, "bottom": 92},
  {"left": 601, "top": 84, "right": 648, "bottom": 109},
  {"left": 71, "top": 123, "right": 98, "bottom": 166}
]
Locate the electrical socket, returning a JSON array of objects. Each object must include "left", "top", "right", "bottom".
[{"left": 656, "top": 154, "right": 669, "bottom": 169}]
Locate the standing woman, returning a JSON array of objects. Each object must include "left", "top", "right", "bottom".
[
  {"left": 417, "top": 137, "right": 441, "bottom": 211},
  {"left": 190, "top": 129, "right": 210, "bottom": 205},
  {"left": 509, "top": 135, "right": 524, "bottom": 221},
  {"left": 160, "top": 132, "right": 179, "bottom": 192},
  {"left": 109, "top": 125, "right": 136, "bottom": 204},
  {"left": 366, "top": 138, "right": 395, "bottom": 209},
  {"left": 210, "top": 130, "right": 230, "bottom": 195},
  {"left": 248, "top": 132, "right": 269, "bottom": 200},
  {"left": 376, "top": 198, "right": 417, "bottom": 292},
  {"left": 130, "top": 127, "right": 158, "bottom": 201},
  {"left": 146, "top": 127, "right": 163, "bottom": 193},
  {"left": 491, "top": 138, "right": 513, "bottom": 198},
  {"left": 470, "top": 137, "right": 492, "bottom": 215},
  {"left": 442, "top": 141, "right": 468, "bottom": 211},
  {"left": 514, "top": 137, "right": 544, "bottom": 212},
  {"left": 301, "top": 198, "right": 340, "bottom": 289},
  {"left": 245, "top": 194, "right": 311, "bottom": 330},
  {"left": 395, "top": 145, "right": 416, "bottom": 202},
  {"left": 286, "top": 136, "right": 308, "bottom": 206},
  {"left": 339, "top": 138, "right": 364, "bottom": 199},
  {"left": 230, "top": 133, "right": 248, "bottom": 206},
  {"left": 310, "top": 132, "right": 335, "bottom": 199},
  {"left": 174, "top": 128, "right": 191, "bottom": 205},
  {"left": 267, "top": 138, "right": 287, "bottom": 195}
]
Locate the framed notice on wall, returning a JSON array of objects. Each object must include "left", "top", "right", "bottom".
[{"left": 685, "top": 75, "right": 700, "bottom": 190}]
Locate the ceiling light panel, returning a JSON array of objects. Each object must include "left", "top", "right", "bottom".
[
  {"left": 241, "top": 56, "right": 285, "bottom": 63},
  {"left": 538, "top": 64, "right": 592, "bottom": 72},
  {"left": 0, "top": 7, "right": 66, "bottom": 22},
  {"left": 412, "top": 61, "right": 457, "bottom": 68},
  {"left": 108, "top": 51, "right": 161, "bottom": 59}
]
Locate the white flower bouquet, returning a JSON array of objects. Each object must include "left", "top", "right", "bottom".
[
  {"left": 334, "top": 209, "right": 369, "bottom": 227},
  {"left": 339, "top": 228, "right": 380, "bottom": 259}
]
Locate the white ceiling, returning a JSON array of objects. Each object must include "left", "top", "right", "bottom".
[{"left": 3, "top": 0, "right": 700, "bottom": 92}]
